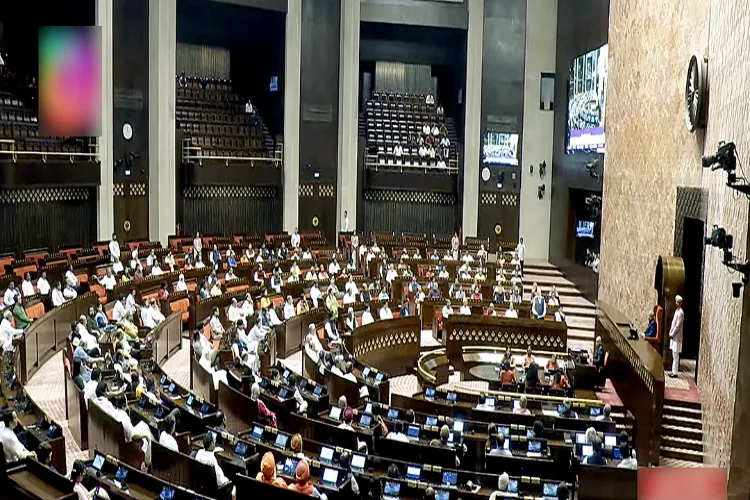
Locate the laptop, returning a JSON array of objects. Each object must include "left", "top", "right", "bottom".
[
  {"left": 446, "top": 392, "right": 457, "bottom": 402},
  {"left": 528, "top": 439, "right": 542, "bottom": 456},
  {"left": 234, "top": 442, "right": 248, "bottom": 457},
  {"left": 435, "top": 490, "right": 450, "bottom": 500},
  {"left": 576, "top": 432, "right": 587, "bottom": 444},
  {"left": 299, "top": 379, "right": 308, "bottom": 391},
  {"left": 274, "top": 433, "right": 289, "bottom": 449},
  {"left": 260, "top": 379, "right": 270, "bottom": 389},
  {"left": 387, "top": 408, "right": 399, "bottom": 420},
  {"left": 186, "top": 395, "right": 195, "bottom": 407},
  {"left": 613, "top": 447, "right": 622, "bottom": 460},
  {"left": 313, "top": 445, "right": 332, "bottom": 462},
  {"left": 604, "top": 434, "right": 618, "bottom": 447},
  {"left": 383, "top": 480, "right": 401, "bottom": 500},
  {"left": 513, "top": 399, "right": 520, "bottom": 410},
  {"left": 314, "top": 385, "right": 324, "bottom": 396},
  {"left": 526, "top": 428, "right": 534, "bottom": 439},
  {"left": 329, "top": 406, "right": 342, "bottom": 421},
  {"left": 200, "top": 402, "right": 210, "bottom": 415},
  {"left": 406, "top": 465, "right": 421, "bottom": 480},
  {"left": 160, "top": 375, "right": 167, "bottom": 385},
  {"left": 351, "top": 453, "right": 366, "bottom": 472},
  {"left": 365, "top": 402, "right": 373, "bottom": 414},
  {"left": 154, "top": 406, "right": 165, "bottom": 419},
  {"left": 362, "top": 367, "right": 371, "bottom": 378},
  {"left": 160, "top": 486, "right": 175, "bottom": 500},
  {"left": 282, "top": 369, "right": 290, "bottom": 380},
  {"left": 557, "top": 403, "right": 565, "bottom": 414},
  {"left": 426, "top": 416, "right": 438, "bottom": 427},
  {"left": 47, "top": 425, "right": 57, "bottom": 439},
  {"left": 589, "top": 407, "right": 602, "bottom": 417},
  {"left": 425, "top": 387, "right": 436, "bottom": 399},
  {"left": 375, "top": 372, "right": 385, "bottom": 383},
  {"left": 442, "top": 470, "right": 458, "bottom": 486},
  {"left": 453, "top": 421, "right": 464, "bottom": 433},
  {"left": 167, "top": 382, "right": 176, "bottom": 394},
  {"left": 543, "top": 482, "right": 559, "bottom": 498},
  {"left": 508, "top": 479, "right": 519, "bottom": 493},
  {"left": 92, "top": 453, "right": 106, "bottom": 473},
  {"left": 321, "top": 468, "right": 339, "bottom": 488},
  {"left": 406, "top": 425, "right": 420, "bottom": 439},
  {"left": 137, "top": 395, "right": 148, "bottom": 408},
  {"left": 359, "top": 414, "right": 372, "bottom": 428},
  {"left": 484, "top": 397, "right": 495, "bottom": 408},
  {"left": 283, "top": 457, "right": 299, "bottom": 476},
  {"left": 499, "top": 425, "right": 510, "bottom": 437},
  {"left": 278, "top": 387, "right": 289, "bottom": 399},
  {"left": 581, "top": 444, "right": 594, "bottom": 457},
  {"left": 114, "top": 466, "right": 128, "bottom": 487},
  {"left": 251, "top": 425, "right": 264, "bottom": 441}
]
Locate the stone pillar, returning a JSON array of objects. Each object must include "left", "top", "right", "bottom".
[
  {"left": 462, "top": 0, "right": 484, "bottom": 238},
  {"left": 519, "top": 0, "right": 557, "bottom": 260},
  {"left": 283, "top": 0, "right": 302, "bottom": 233},
  {"left": 337, "top": 0, "right": 361, "bottom": 232},
  {"left": 96, "top": 0, "right": 114, "bottom": 240},
  {"left": 148, "top": 0, "right": 176, "bottom": 244}
]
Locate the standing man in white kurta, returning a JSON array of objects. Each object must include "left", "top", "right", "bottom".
[{"left": 668, "top": 295, "right": 684, "bottom": 378}]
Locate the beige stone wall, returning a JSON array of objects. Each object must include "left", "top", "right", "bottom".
[{"left": 601, "top": 0, "right": 750, "bottom": 471}]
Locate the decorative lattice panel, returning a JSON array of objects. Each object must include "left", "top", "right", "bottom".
[
  {"left": 354, "top": 330, "right": 419, "bottom": 358},
  {"left": 299, "top": 185, "right": 314, "bottom": 197},
  {"left": 500, "top": 194, "right": 518, "bottom": 206},
  {"left": 129, "top": 183, "right": 147, "bottom": 197},
  {"left": 318, "top": 184, "right": 335, "bottom": 198},
  {"left": 113, "top": 183, "right": 125, "bottom": 197},
  {"left": 448, "top": 327, "right": 565, "bottom": 351},
  {"left": 364, "top": 190, "right": 456, "bottom": 205},
  {"left": 481, "top": 193, "right": 497, "bottom": 205},
  {"left": 183, "top": 185, "right": 277, "bottom": 199},
  {"left": 0, "top": 187, "right": 90, "bottom": 204}
]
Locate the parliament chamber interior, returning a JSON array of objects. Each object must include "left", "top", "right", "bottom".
[{"left": 0, "top": 0, "right": 745, "bottom": 499}]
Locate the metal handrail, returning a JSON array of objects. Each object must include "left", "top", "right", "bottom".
[
  {"left": 0, "top": 138, "right": 100, "bottom": 163},
  {"left": 181, "top": 137, "right": 283, "bottom": 167},
  {"left": 364, "top": 152, "right": 459, "bottom": 174}
]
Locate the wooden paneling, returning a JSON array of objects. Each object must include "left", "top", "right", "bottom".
[
  {"left": 298, "top": 0, "right": 340, "bottom": 242},
  {"left": 0, "top": 188, "right": 96, "bottom": 255},
  {"left": 181, "top": 185, "right": 282, "bottom": 235},
  {"left": 113, "top": 182, "right": 149, "bottom": 242},
  {"left": 361, "top": 189, "right": 458, "bottom": 237},
  {"left": 0, "top": 161, "right": 100, "bottom": 188}
]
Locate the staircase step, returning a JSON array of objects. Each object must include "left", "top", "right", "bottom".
[
  {"left": 663, "top": 414, "right": 702, "bottom": 429},
  {"left": 665, "top": 399, "right": 702, "bottom": 411},
  {"left": 565, "top": 316, "right": 595, "bottom": 330},
  {"left": 660, "top": 446, "right": 704, "bottom": 463},
  {"left": 664, "top": 404, "right": 702, "bottom": 419},
  {"left": 662, "top": 424, "right": 703, "bottom": 440},
  {"left": 567, "top": 328, "right": 595, "bottom": 341},
  {"left": 661, "top": 435, "right": 703, "bottom": 452},
  {"left": 561, "top": 306, "right": 597, "bottom": 317}
]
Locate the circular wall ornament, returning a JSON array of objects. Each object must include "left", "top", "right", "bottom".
[
  {"left": 123, "top": 220, "right": 131, "bottom": 232},
  {"left": 481, "top": 167, "right": 491, "bottom": 182},
  {"left": 312, "top": 216, "right": 319, "bottom": 227},
  {"left": 494, "top": 224, "right": 502, "bottom": 235},
  {"left": 122, "top": 122, "right": 133, "bottom": 141},
  {"left": 685, "top": 53, "right": 707, "bottom": 133}
]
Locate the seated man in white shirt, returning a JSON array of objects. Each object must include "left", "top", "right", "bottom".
[
  {"left": 387, "top": 421, "right": 410, "bottom": 443},
  {"left": 328, "top": 259, "right": 341, "bottom": 276},
  {"left": 110, "top": 396, "right": 154, "bottom": 463},
  {"left": 0, "top": 410, "right": 36, "bottom": 463},
  {"left": 379, "top": 302, "right": 393, "bottom": 320},
  {"left": 208, "top": 307, "right": 225, "bottom": 339},
  {"left": 309, "top": 282, "right": 322, "bottom": 308},
  {"left": 140, "top": 300, "right": 155, "bottom": 329},
  {"left": 112, "top": 256, "right": 124, "bottom": 275},
  {"left": 112, "top": 296, "right": 127, "bottom": 323},
  {"left": 158, "top": 410, "right": 181, "bottom": 451},
  {"left": 64, "top": 266, "right": 80, "bottom": 292},
  {"left": 240, "top": 293, "right": 255, "bottom": 318},
  {"left": 504, "top": 302, "right": 519, "bottom": 318},
  {"left": 20, "top": 274, "right": 35, "bottom": 297},
  {"left": 361, "top": 305, "right": 375, "bottom": 325},
  {"left": 227, "top": 298, "right": 243, "bottom": 324},
  {"left": 460, "top": 298, "right": 472, "bottom": 315},
  {"left": 343, "top": 288, "right": 356, "bottom": 305},
  {"left": 63, "top": 284, "right": 78, "bottom": 300},
  {"left": 150, "top": 300, "right": 165, "bottom": 326},
  {"left": 0, "top": 310, "right": 24, "bottom": 351},
  {"left": 554, "top": 306, "right": 566, "bottom": 322},
  {"left": 195, "top": 433, "right": 231, "bottom": 488},
  {"left": 3, "top": 282, "right": 18, "bottom": 306},
  {"left": 98, "top": 269, "right": 117, "bottom": 291},
  {"left": 283, "top": 295, "right": 296, "bottom": 319},
  {"left": 36, "top": 271, "right": 50, "bottom": 296}
]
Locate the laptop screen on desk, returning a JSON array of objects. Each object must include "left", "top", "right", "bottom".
[
  {"left": 453, "top": 421, "right": 464, "bottom": 433},
  {"left": 322, "top": 468, "right": 339, "bottom": 485},
  {"left": 406, "top": 465, "right": 421, "bottom": 480},
  {"left": 375, "top": 372, "right": 384, "bottom": 382},
  {"left": 351, "top": 453, "right": 366, "bottom": 471},
  {"left": 508, "top": 479, "right": 518, "bottom": 493},
  {"left": 604, "top": 434, "right": 617, "bottom": 447},
  {"left": 384, "top": 481, "right": 400, "bottom": 497},
  {"left": 115, "top": 466, "right": 128, "bottom": 483},
  {"left": 92, "top": 453, "right": 105, "bottom": 472},
  {"left": 528, "top": 439, "right": 542, "bottom": 453},
  {"left": 314, "top": 385, "right": 323, "bottom": 396},
  {"left": 446, "top": 392, "right": 456, "bottom": 402},
  {"left": 359, "top": 414, "right": 372, "bottom": 427},
  {"left": 581, "top": 444, "right": 594, "bottom": 457},
  {"left": 200, "top": 402, "right": 210, "bottom": 415},
  {"left": 234, "top": 442, "right": 247, "bottom": 457},
  {"left": 407, "top": 425, "right": 420, "bottom": 438},
  {"left": 435, "top": 490, "right": 449, "bottom": 500},
  {"left": 362, "top": 367, "right": 370, "bottom": 378},
  {"left": 320, "top": 446, "right": 334, "bottom": 462},
  {"left": 589, "top": 407, "right": 602, "bottom": 417},
  {"left": 576, "top": 432, "right": 587, "bottom": 444},
  {"left": 283, "top": 457, "right": 299, "bottom": 476},
  {"left": 387, "top": 408, "right": 399, "bottom": 420},
  {"left": 186, "top": 395, "right": 194, "bottom": 407},
  {"left": 329, "top": 406, "right": 342, "bottom": 420},
  {"left": 485, "top": 397, "right": 495, "bottom": 407},
  {"left": 274, "top": 433, "right": 289, "bottom": 449},
  {"left": 543, "top": 483, "right": 559, "bottom": 496},
  {"left": 426, "top": 416, "right": 438, "bottom": 427},
  {"left": 160, "top": 486, "right": 175, "bottom": 500},
  {"left": 168, "top": 382, "right": 176, "bottom": 393},
  {"left": 251, "top": 425, "right": 264, "bottom": 441},
  {"left": 442, "top": 471, "right": 457, "bottom": 486}
]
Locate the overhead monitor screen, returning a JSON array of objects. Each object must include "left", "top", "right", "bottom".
[{"left": 567, "top": 44, "right": 608, "bottom": 153}]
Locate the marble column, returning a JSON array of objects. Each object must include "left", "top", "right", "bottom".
[
  {"left": 462, "top": 0, "right": 484, "bottom": 238},
  {"left": 519, "top": 0, "right": 557, "bottom": 260},
  {"left": 283, "top": 0, "right": 302, "bottom": 233},
  {"left": 148, "top": 0, "right": 177, "bottom": 244},
  {"left": 337, "top": 0, "right": 361, "bottom": 232},
  {"left": 96, "top": 0, "right": 114, "bottom": 240}
]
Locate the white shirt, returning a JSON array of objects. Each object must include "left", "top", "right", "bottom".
[
  {"left": 361, "top": 311, "right": 374, "bottom": 325},
  {"left": 460, "top": 305, "right": 471, "bottom": 315},
  {"left": 291, "top": 233, "right": 301, "bottom": 248},
  {"left": 422, "top": 124, "right": 431, "bottom": 135},
  {"left": 83, "top": 380, "right": 98, "bottom": 407},
  {"left": 51, "top": 288, "right": 65, "bottom": 307},
  {"left": 617, "top": 457, "right": 638, "bottom": 470},
  {"left": 209, "top": 316, "right": 224, "bottom": 336},
  {"left": 151, "top": 266, "right": 163, "bottom": 276},
  {"left": 21, "top": 280, "right": 35, "bottom": 297},
  {"left": 554, "top": 311, "right": 566, "bottom": 322},
  {"left": 343, "top": 292, "right": 356, "bottom": 305},
  {"left": 175, "top": 279, "right": 188, "bottom": 293},
  {"left": 504, "top": 309, "right": 518, "bottom": 318},
  {"left": 387, "top": 432, "right": 410, "bottom": 443},
  {"left": 343, "top": 217, "right": 349, "bottom": 232},
  {"left": 159, "top": 431, "right": 179, "bottom": 451},
  {"left": 141, "top": 307, "right": 155, "bottom": 329},
  {"left": 0, "top": 423, "right": 32, "bottom": 463},
  {"left": 670, "top": 307, "right": 685, "bottom": 351},
  {"left": 516, "top": 243, "right": 525, "bottom": 261},
  {"left": 310, "top": 286, "right": 321, "bottom": 306},
  {"left": 109, "top": 240, "right": 121, "bottom": 260},
  {"left": 283, "top": 302, "right": 296, "bottom": 319},
  {"left": 329, "top": 261, "right": 340, "bottom": 275},
  {"left": 195, "top": 449, "right": 230, "bottom": 486},
  {"left": 112, "top": 301, "right": 127, "bottom": 322},
  {"left": 228, "top": 305, "right": 243, "bottom": 324},
  {"left": 112, "top": 261, "right": 124, "bottom": 274},
  {"left": 379, "top": 307, "right": 393, "bottom": 320},
  {"left": 65, "top": 270, "right": 79, "bottom": 288},
  {"left": 100, "top": 274, "right": 117, "bottom": 291},
  {"left": 3, "top": 289, "right": 16, "bottom": 306},
  {"left": 442, "top": 305, "right": 453, "bottom": 318},
  {"left": 241, "top": 299, "right": 255, "bottom": 317},
  {"left": 36, "top": 277, "right": 50, "bottom": 295}
]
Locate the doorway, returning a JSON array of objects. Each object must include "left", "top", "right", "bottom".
[{"left": 681, "top": 216, "right": 705, "bottom": 381}]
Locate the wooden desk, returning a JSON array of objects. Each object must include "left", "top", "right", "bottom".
[
  {"left": 578, "top": 464, "right": 637, "bottom": 500},
  {"left": 597, "top": 300, "right": 664, "bottom": 466},
  {"left": 7, "top": 461, "right": 76, "bottom": 500},
  {"left": 351, "top": 316, "right": 421, "bottom": 378}
]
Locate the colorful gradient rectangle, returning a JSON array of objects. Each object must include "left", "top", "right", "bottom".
[{"left": 39, "top": 26, "right": 101, "bottom": 137}]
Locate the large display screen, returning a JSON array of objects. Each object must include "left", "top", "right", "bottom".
[
  {"left": 566, "top": 44, "right": 607, "bottom": 153},
  {"left": 482, "top": 132, "right": 519, "bottom": 166},
  {"left": 39, "top": 26, "right": 101, "bottom": 137},
  {"left": 576, "top": 220, "right": 595, "bottom": 239}
]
